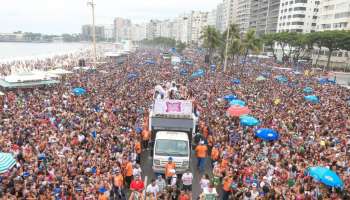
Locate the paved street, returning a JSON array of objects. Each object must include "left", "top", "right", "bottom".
[{"left": 140, "top": 148, "right": 213, "bottom": 199}]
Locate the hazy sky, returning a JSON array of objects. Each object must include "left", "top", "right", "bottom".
[{"left": 0, "top": 0, "right": 221, "bottom": 34}]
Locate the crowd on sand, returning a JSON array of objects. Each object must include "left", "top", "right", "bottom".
[{"left": 0, "top": 48, "right": 349, "bottom": 200}]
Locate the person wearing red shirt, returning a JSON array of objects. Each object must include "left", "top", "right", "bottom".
[{"left": 130, "top": 174, "right": 145, "bottom": 192}]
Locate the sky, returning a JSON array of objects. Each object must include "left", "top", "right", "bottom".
[{"left": 0, "top": 0, "right": 221, "bottom": 34}]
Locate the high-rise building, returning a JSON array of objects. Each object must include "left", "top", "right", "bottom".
[
  {"left": 103, "top": 24, "right": 114, "bottom": 41},
  {"left": 113, "top": 17, "right": 132, "bottom": 42},
  {"left": 208, "top": 9, "right": 218, "bottom": 27},
  {"left": 234, "top": 0, "right": 252, "bottom": 33},
  {"left": 189, "top": 11, "right": 209, "bottom": 44},
  {"left": 131, "top": 23, "right": 147, "bottom": 41},
  {"left": 216, "top": 3, "right": 225, "bottom": 32},
  {"left": 159, "top": 20, "right": 173, "bottom": 38},
  {"left": 146, "top": 20, "right": 161, "bottom": 40},
  {"left": 250, "top": 0, "right": 281, "bottom": 36},
  {"left": 81, "top": 25, "right": 105, "bottom": 41},
  {"left": 277, "top": 0, "right": 319, "bottom": 33},
  {"left": 222, "top": 0, "right": 236, "bottom": 31},
  {"left": 317, "top": 0, "right": 349, "bottom": 31},
  {"left": 174, "top": 14, "right": 192, "bottom": 43}
]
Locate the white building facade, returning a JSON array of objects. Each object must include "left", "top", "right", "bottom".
[
  {"left": 277, "top": 0, "right": 319, "bottom": 33},
  {"left": 189, "top": 11, "right": 209, "bottom": 44},
  {"left": 131, "top": 24, "right": 147, "bottom": 41},
  {"left": 113, "top": 18, "right": 132, "bottom": 42}
]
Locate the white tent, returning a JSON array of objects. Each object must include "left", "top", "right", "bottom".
[
  {"left": 47, "top": 68, "right": 73, "bottom": 75},
  {"left": 4, "top": 72, "right": 51, "bottom": 83}
]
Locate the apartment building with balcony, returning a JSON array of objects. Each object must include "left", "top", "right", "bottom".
[
  {"left": 250, "top": 0, "right": 281, "bottom": 36},
  {"left": 277, "top": 0, "right": 320, "bottom": 33}
]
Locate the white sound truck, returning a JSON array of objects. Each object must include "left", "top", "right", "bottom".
[{"left": 149, "top": 99, "right": 196, "bottom": 174}]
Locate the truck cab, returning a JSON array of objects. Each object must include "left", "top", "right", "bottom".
[
  {"left": 152, "top": 131, "right": 190, "bottom": 174},
  {"left": 149, "top": 99, "right": 196, "bottom": 174}
]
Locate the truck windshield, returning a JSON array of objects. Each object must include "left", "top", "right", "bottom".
[{"left": 155, "top": 139, "right": 188, "bottom": 157}]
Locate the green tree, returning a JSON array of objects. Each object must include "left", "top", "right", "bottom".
[
  {"left": 200, "top": 26, "right": 222, "bottom": 64},
  {"left": 241, "top": 29, "right": 262, "bottom": 67},
  {"left": 318, "top": 31, "right": 347, "bottom": 70},
  {"left": 176, "top": 41, "right": 187, "bottom": 54},
  {"left": 262, "top": 33, "right": 278, "bottom": 61}
]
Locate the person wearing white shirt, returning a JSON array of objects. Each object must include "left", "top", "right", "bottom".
[
  {"left": 181, "top": 170, "right": 193, "bottom": 191},
  {"left": 146, "top": 179, "right": 160, "bottom": 198},
  {"left": 200, "top": 174, "right": 210, "bottom": 192}
]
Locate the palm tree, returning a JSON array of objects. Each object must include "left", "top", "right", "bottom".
[
  {"left": 241, "top": 29, "right": 262, "bottom": 67},
  {"left": 222, "top": 24, "right": 241, "bottom": 63},
  {"left": 200, "top": 26, "right": 222, "bottom": 64}
]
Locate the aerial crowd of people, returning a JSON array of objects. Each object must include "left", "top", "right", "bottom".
[{"left": 0, "top": 48, "right": 349, "bottom": 200}]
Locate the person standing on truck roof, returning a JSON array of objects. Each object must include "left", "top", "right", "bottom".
[
  {"left": 195, "top": 141, "right": 208, "bottom": 173},
  {"left": 165, "top": 157, "right": 176, "bottom": 185}
]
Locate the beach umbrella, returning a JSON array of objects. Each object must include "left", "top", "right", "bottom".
[
  {"left": 256, "top": 76, "right": 267, "bottom": 81},
  {"left": 275, "top": 75, "right": 288, "bottom": 83},
  {"left": 0, "top": 153, "right": 16, "bottom": 174},
  {"left": 229, "top": 99, "right": 246, "bottom": 107},
  {"left": 72, "top": 87, "right": 86, "bottom": 96},
  {"left": 127, "top": 73, "right": 138, "bottom": 80},
  {"left": 191, "top": 69, "right": 205, "bottom": 78},
  {"left": 303, "top": 87, "right": 313, "bottom": 93},
  {"left": 224, "top": 94, "right": 237, "bottom": 102},
  {"left": 304, "top": 95, "right": 319, "bottom": 103},
  {"left": 145, "top": 60, "right": 155, "bottom": 65},
  {"left": 227, "top": 106, "right": 250, "bottom": 117},
  {"left": 180, "top": 69, "right": 188, "bottom": 76},
  {"left": 261, "top": 72, "right": 270, "bottom": 77},
  {"left": 231, "top": 79, "right": 241, "bottom": 84},
  {"left": 240, "top": 115, "right": 260, "bottom": 126},
  {"left": 255, "top": 128, "right": 279, "bottom": 141},
  {"left": 307, "top": 166, "right": 343, "bottom": 188}
]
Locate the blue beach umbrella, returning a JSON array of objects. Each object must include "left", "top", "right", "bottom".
[
  {"left": 191, "top": 69, "right": 205, "bottom": 78},
  {"left": 145, "top": 59, "right": 155, "bottom": 65},
  {"left": 275, "top": 75, "right": 288, "bottom": 83},
  {"left": 127, "top": 72, "right": 138, "bottom": 80},
  {"left": 72, "top": 87, "right": 86, "bottom": 96},
  {"left": 255, "top": 128, "right": 279, "bottom": 141},
  {"left": 303, "top": 87, "right": 313, "bottom": 93},
  {"left": 231, "top": 79, "right": 241, "bottom": 84},
  {"left": 304, "top": 95, "right": 319, "bottom": 103},
  {"left": 229, "top": 99, "right": 246, "bottom": 107},
  {"left": 0, "top": 153, "right": 16, "bottom": 174},
  {"left": 180, "top": 69, "right": 188, "bottom": 76},
  {"left": 210, "top": 64, "right": 216, "bottom": 72},
  {"left": 307, "top": 166, "right": 344, "bottom": 188},
  {"left": 224, "top": 94, "right": 237, "bottom": 102},
  {"left": 240, "top": 115, "right": 260, "bottom": 127}
]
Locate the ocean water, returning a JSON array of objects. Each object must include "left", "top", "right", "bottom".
[{"left": 0, "top": 42, "right": 90, "bottom": 63}]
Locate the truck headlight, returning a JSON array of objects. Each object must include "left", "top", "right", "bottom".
[
  {"left": 154, "top": 159, "right": 160, "bottom": 165},
  {"left": 182, "top": 161, "right": 189, "bottom": 167}
]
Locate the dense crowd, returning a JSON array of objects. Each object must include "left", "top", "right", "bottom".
[{"left": 0, "top": 48, "right": 349, "bottom": 200}]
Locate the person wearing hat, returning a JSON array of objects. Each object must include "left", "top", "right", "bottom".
[
  {"left": 195, "top": 140, "right": 208, "bottom": 173},
  {"left": 98, "top": 187, "right": 108, "bottom": 200},
  {"left": 165, "top": 157, "right": 176, "bottom": 185}
]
